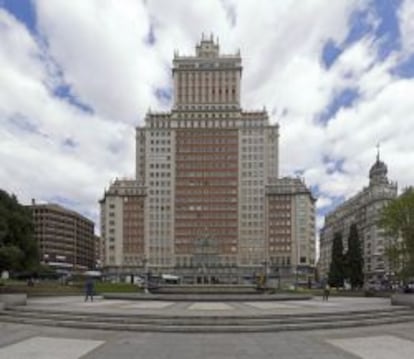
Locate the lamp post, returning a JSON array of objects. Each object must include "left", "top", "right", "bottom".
[
  {"left": 262, "top": 260, "right": 268, "bottom": 288},
  {"left": 142, "top": 257, "right": 148, "bottom": 294},
  {"left": 275, "top": 266, "right": 281, "bottom": 290},
  {"left": 295, "top": 265, "right": 299, "bottom": 290}
]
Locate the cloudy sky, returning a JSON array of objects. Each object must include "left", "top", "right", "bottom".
[{"left": 1, "top": 0, "right": 413, "bottom": 234}]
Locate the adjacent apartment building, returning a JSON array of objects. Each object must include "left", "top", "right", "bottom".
[
  {"left": 266, "top": 177, "right": 316, "bottom": 271},
  {"left": 28, "top": 199, "right": 95, "bottom": 272},
  {"left": 319, "top": 152, "right": 397, "bottom": 285},
  {"left": 99, "top": 179, "right": 145, "bottom": 274},
  {"left": 100, "top": 35, "right": 316, "bottom": 283}
]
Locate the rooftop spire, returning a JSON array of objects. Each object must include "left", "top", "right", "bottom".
[{"left": 376, "top": 142, "right": 380, "bottom": 162}]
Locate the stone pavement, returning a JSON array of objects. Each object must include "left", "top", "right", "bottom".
[
  {"left": 1, "top": 320, "right": 414, "bottom": 358},
  {"left": 1, "top": 296, "right": 414, "bottom": 357},
  {"left": 20, "top": 295, "right": 396, "bottom": 316}
]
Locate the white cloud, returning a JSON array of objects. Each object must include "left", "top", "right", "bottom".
[
  {"left": 316, "top": 196, "right": 333, "bottom": 210},
  {"left": 0, "top": 8, "right": 135, "bottom": 223},
  {"left": 399, "top": 0, "right": 414, "bottom": 53},
  {"left": 35, "top": 0, "right": 167, "bottom": 123},
  {"left": 0, "top": 0, "right": 413, "bottom": 236}
]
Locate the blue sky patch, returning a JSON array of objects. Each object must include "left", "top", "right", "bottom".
[
  {"left": 154, "top": 87, "right": 172, "bottom": 105},
  {"left": 323, "top": 155, "right": 345, "bottom": 175},
  {"left": 145, "top": 23, "right": 156, "bottom": 46},
  {"left": 371, "top": 0, "right": 401, "bottom": 60},
  {"left": 344, "top": 8, "right": 375, "bottom": 46},
  {"left": 0, "top": 0, "right": 36, "bottom": 33},
  {"left": 391, "top": 54, "right": 414, "bottom": 78},
  {"left": 320, "top": 8, "right": 374, "bottom": 69},
  {"left": 311, "top": 184, "right": 346, "bottom": 216},
  {"left": 53, "top": 84, "right": 94, "bottom": 114},
  {"left": 322, "top": 0, "right": 402, "bottom": 69},
  {"left": 317, "top": 88, "right": 359, "bottom": 124},
  {"left": 322, "top": 40, "right": 342, "bottom": 69},
  {"left": 9, "top": 113, "right": 38, "bottom": 133},
  {"left": 344, "top": 0, "right": 401, "bottom": 60},
  {"left": 62, "top": 137, "right": 77, "bottom": 149},
  {"left": 317, "top": 195, "right": 346, "bottom": 219}
]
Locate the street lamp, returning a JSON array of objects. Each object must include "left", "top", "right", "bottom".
[
  {"left": 262, "top": 260, "right": 268, "bottom": 288},
  {"left": 274, "top": 266, "right": 281, "bottom": 290},
  {"left": 295, "top": 265, "right": 299, "bottom": 290},
  {"left": 142, "top": 257, "right": 148, "bottom": 294}
]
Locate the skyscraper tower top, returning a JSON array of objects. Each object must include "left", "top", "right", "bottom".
[
  {"left": 172, "top": 34, "right": 242, "bottom": 109},
  {"left": 196, "top": 33, "right": 220, "bottom": 57}
]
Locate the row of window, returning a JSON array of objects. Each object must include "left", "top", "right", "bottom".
[
  {"left": 150, "top": 139, "right": 171, "bottom": 145},
  {"left": 176, "top": 71, "right": 238, "bottom": 79},
  {"left": 269, "top": 246, "right": 291, "bottom": 252},
  {"left": 145, "top": 119, "right": 269, "bottom": 129}
]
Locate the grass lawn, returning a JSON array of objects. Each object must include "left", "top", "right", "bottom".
[{"left": 94, "top": 282, "right": 141, "bottom": 293}]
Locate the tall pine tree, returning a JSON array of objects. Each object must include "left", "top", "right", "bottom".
[
  {"left": 328, "top": 232, "right": 345, "bottom": 287},
  {"left": 346, "top": 223, "right": 364, "bottom": 289}
]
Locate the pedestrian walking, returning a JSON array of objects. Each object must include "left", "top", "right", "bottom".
[
  {"left": 323, "top": 283, "right": 330, "bottom": 301},
  {"left": 84, "top": 277, "right": 95, "bottom": 302}
]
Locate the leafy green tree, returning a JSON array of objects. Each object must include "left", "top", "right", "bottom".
[
  {"left": 346, "top": 223, "right": 364, "bottom": 289},
  {"left": 328, "top": 232, "right": 345, "bottom": 287},
  {"left": 0, "top": 245, "right": 24, "bottom": 270},
  {"left": 379, "top": 187, "right": 414, "bottom": 282},
  {"left": 0, "top": 189, "right": 38, "bottom": 272}
]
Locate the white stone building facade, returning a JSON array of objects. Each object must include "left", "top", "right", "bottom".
[{"left": 319, "top": 153, "right": 397, "bottom": 285}]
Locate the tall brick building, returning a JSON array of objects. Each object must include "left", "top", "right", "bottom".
[{"left": 100, "top": 35, "right": 315, "bottom": 283}]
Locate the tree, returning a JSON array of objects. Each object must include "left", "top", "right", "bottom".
[
  {"left": 328, "top": 232, "right": 345, "bottom": 287},
  {"left": 346, "top": 223, "right": 364, "bottom": 289},
  {"left": 379, "top": 187, "right": 414, "bottom": 283},
  {"left": 0, "top": 189, "right": 38, "bottom": 272}
]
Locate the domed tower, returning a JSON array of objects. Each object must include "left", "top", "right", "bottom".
[{"left": 369, "top": 144, "right": 388, "bottom": 186}]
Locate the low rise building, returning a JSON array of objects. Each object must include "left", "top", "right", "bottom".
[{"left": 28, "top": 199, "right": 95, "bottom": 272}]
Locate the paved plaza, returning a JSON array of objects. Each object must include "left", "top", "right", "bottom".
[
  {"left": 1, "top": 296, "right": 414, "bottom": 358},
  {"left": 1, "top": 319, "right": 414, "bottom": 358},
  {"left": 12, "top": 295, "right": 397, "bottom": 316}
]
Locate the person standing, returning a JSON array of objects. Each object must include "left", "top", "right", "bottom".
[{"left": 84, "top": 277, "right": 94, "bottom": 302}]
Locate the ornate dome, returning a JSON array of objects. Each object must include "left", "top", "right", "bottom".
[
  {"left": 369, "top": 147, "right": 388, "bottom": 185},
  {"left": 369, "top": 158, "right": 387, "bottom": 177}
]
